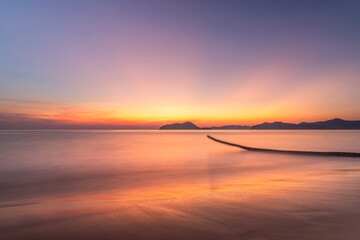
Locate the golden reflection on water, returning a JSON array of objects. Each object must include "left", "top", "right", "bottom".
[{"left": 0, "top": 130, "right": 360, "bottom": 239}]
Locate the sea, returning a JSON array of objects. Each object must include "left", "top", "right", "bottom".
[{"left": 1, "top": 130, "right": 360, "bottom": 240}]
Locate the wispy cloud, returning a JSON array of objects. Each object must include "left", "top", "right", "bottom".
[{"left": 0, "top": 113, "right": 157, "bottom": 130}]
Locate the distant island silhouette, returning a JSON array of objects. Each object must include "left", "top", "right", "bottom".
[
  {"left": 159, "top": 121, "right": 206, "bottom": 130},
  {"left": 1, "top": 114, "right": 359, "bottom": 130},
  {"left": 159, "top": 118, "right": 360, "bottom": 130}
]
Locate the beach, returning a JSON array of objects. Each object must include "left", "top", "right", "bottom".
[{"left": 1, "top": 130, "right": 360, "bottom": 239}]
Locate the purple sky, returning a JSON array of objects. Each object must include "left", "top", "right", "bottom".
[{"left": 0, "top": 0, "right": 359, "bottom": 129}]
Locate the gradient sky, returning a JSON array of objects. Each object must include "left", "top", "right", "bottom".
[{"left": 0, "top": 0, "right": 359, "bottom": 128}]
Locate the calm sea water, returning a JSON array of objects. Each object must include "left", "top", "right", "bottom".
[{"left": 1, "top": 130, "right": 360, "bottom": 240}]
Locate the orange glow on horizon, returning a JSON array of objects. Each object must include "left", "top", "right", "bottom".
[{"left": 0, "top": 61, "right": 359, "bottom": 128}]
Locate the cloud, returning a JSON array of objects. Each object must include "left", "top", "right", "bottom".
[{"left": 0, "top": 113, "right": 156, "bottom": 130}]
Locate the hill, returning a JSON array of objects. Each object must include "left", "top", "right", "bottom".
[
  {"left": 252, "top": 118, "right": 360, "bottom": 129},
  {"left": 159, "top": 122, "right": 201, "bottom": 130}
]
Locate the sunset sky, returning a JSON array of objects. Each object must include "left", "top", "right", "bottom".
[{"left": 0, "top": 0, "right": 359, "bottom": 128}]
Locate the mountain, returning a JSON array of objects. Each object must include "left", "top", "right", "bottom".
[
  {"left": 159, "top": 122, "right": 249, "bottom": 130},
  {"left": 252, "top": 118, "right": 360, "bottom": 129},
  {"left": 159, "top": 121, "right": 201, "bottom": 130},
  {"left": 252, "top": 122, "right": 330, "bottom": 129},
  {"left": 160, "top": 118, "right": 360, "bottom": 130},
  {"left": 315, "top": 118, "right": 360, "bottom": 129},
  {"left": 211, "top": 125, "right": 251, "bottom": 129}
]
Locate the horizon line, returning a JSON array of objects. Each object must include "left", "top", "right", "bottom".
[{"left": 1, "top": 117, "right": 360, "bottom": 130}]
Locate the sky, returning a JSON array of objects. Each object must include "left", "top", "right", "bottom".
[{"left": 0, "top": 0, "right": 359, "bottom": 129}]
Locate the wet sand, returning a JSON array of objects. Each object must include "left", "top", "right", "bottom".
[{"left": 1, "top": 130, "right": 360, "bottom": 239}]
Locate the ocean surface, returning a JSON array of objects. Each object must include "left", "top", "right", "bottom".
[{"left": 1, "top": 130, "right": 360, "bottom": 240}]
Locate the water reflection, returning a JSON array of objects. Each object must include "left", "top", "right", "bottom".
[{"left": 0, "top": 130, "right": 360, "bottom": 239}]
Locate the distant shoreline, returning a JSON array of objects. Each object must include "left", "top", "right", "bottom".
[
  {"left": 1, "top": 129, "right": 360, "bottom": 132},
  {"left": 159, "top": 118, "right": 360, "bottom": 130},
  {"left": 1, "top": 118, "right": 360, "bottom": 130}
]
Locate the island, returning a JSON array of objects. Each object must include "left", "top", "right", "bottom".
[
  {"left": 159, "top": 118, "right": 360, "bottom": 130},
  {"left": 159, "top": 122, "right": 202, "bottom": 130},
  {"left": 210, "top": 125, "right": 250, "bottom": 129},
  {"left": 251, "top": 122, "right": 330, "bottom": 129},
  {"left": 251, "top": 118, "right": 360, "bottom": 129}
]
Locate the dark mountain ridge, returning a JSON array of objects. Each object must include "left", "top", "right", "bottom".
[
  {"left": 160, "top": 119, "right": 360, "bottom": 130},
  {"left": 159, "top": 121, "right": 201, "bottom": 130},
  {"left": 314, "top": 118, "right": 360, "bottom": 129},
  {"left": 252, "top": 118, "right": 360, "bottom": 129},
  {"left": 210, "top": 125, "right": 251, "bottom": 129},
  {"left": 252, "top": 122, "right": 331, "bottom": 129}
]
